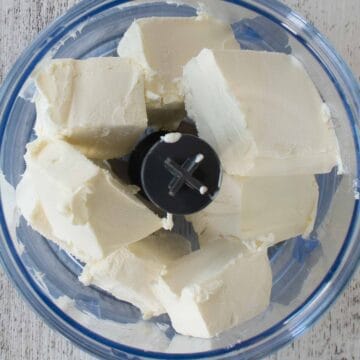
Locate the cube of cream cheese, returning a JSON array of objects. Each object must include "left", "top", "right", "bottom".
[
  {"left": 183, "top": 49, "right": 341, "bottom": 176},
  {"left": 16, "top": 169, "right": 69, "bottom": 250},
  {"left": 16, "top": 139, "right": 162, "bottom": 263},
  {"left": 117, "top": 15, "right": 240, "bottom": 109},
  {"left": 152, "top": 240, "right": 272, "bottom": 338},
  {"left": 79, "top": 231, "right": 191, "bottom": 319},
  {"left": 188, "top": 173, "right": 319, "bottom": 249},
  {"left": 34, "top": 57, "right": 147, "bottom": 159}
]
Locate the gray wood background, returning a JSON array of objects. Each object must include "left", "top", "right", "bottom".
[{"left": 0, "top": 0, "right": 359, "bottom": 359}]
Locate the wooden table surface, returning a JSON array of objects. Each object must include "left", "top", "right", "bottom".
[{"left": 0, "top": 0, "right": 359, "bottom": 359}]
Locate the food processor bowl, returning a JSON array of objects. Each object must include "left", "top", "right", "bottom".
[{"left": 0, "top": 0, "right": 359, "bottom": 359}]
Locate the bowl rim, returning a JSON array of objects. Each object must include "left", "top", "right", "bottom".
[{"left": 0, "top": 0, "right": 359, "bottom": 359}]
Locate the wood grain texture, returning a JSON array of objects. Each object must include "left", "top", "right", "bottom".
[{"left": 0, "top": 1, "right": 359, "bottom": 359}]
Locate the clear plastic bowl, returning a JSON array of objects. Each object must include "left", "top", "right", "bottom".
[{"left": 0, "top": 0, "right": 359, "bottom": 359}]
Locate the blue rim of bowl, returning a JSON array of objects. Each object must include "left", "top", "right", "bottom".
[{"left": 0, "top": 0, "right": 359, "bottom": 359}]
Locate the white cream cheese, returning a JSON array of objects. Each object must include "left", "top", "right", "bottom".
[
  {"left": 79, "top": 230, "right": 191, "bottom": 319},
  {"left": 117, "top": 15, "right": 240, "bottom": 109},
  {"left": 161, "top": 132, "right": 182, "bottom": 144},
  {"left": 183, "top": 49, "right": 341, "bottom": 176},
  {"left": 162, "top": 213, "right": 174, "bottom": 231},
  {"left": 152, "top": 239, "right": 272, "bottom": 338},
  {"left": 34, "top": 57, "right": 148, "bottom": 159},
  {"left": 188, "top": 173, "right": 319, "bottom": 248},
  {"left": 16, "top": 16, "right": 340, "bottom": 338},
  {"left": 16, "top": 139, "right": 162, "bottom": 263}
]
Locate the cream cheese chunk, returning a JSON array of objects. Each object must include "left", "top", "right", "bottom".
[
  {"left": 79, "top": 231, "right": 191, "bottom": 319},
  {"left": 152, "top": 240, "right": 272, "bottom": 338},
  {"left": 183, "top": 49, "right": 341, "bottom": 176},
  {"left": 16, "top": 139, "right": 162, "bottom": 263},
  {"left": 188, "top": 173, "right": 319, "bottom": 249},
  {"left": 16, "top": 168, "right": 65, "bottom": 245},
  {"left": 117, "top": 16, "right": 240, "bottom": 109},
  {"left": 16, "top": 170, "right": 96, "bottom": 261},
  {"left": 34, "top": 57, "right": 148, "bottom": 159}
]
